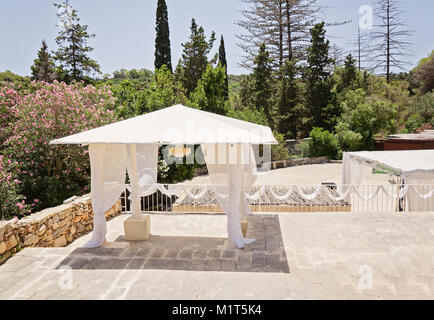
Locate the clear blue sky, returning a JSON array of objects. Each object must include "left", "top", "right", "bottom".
[{"left": 1, "top": 0, "right": 433, "bottom": 76}]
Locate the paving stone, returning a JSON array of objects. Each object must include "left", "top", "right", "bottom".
[
  {"left": 135, "top": 248, "right": 152, "bottom": 258},
  {"left": 172, "top": 259, "right": 191, "bottom": 271},
  {"left": 191, "top": 249, "right": 207, "bottom": 260},
  {"left": 190, "top": 260, "right": 205, "bottom": 271},
  {"left": 265, "top": 254, "right": 282, "bottom": 273},
  {"left": 95, "top": 257, "right": 119, "bottom": 269},
  {"left": 149, "top": 248, "right": 165, "bottom": 258},
  {"left": 221, "top": 249, "right": 237, "bottom": 259},
  {"left": 92, "top": 248, "right": 123, "bottom": 257},
  {"left": 142, "top": 258, "right": 166, "bottom": 269},
  {"left": 178, "top": 249, "right": 194, "bottom": 259},
  {"left": 68, "top": 257, "right": 89, "bottom": 269},
  {"left": 236, "top": 252, "right": 252, "bottom": 264},
  {"left": 252, "top": 252, "right": 266, "bottom": 267},
  {"left": 204, "top": 260, "right": 221, "bottom": 271},
  {"left": 147, "top": 258, "right": 175, "bottom": 270},
  {"left": 207, "top": 249, "right": 221, "bottom": 260},
  {"left": 220, "top": 260, "right": 237, "bottom": 272},
  {"left": 265, "top": 239, "right": 281, "bottom": 252},
  {"left": 120, "top": 248, "right": 140, "bottom": 258},
  {"left": 110, "top": 259, "right": 131, "bottom": 269},
  {"left": 127, "top": 258, "right": 146, "bottom": 269},
  {"left": 163, "top": 248, "right": 179, "bottom": 259},
  {"left": 80, "top": 257, "right": 105, "bottom": 270}
]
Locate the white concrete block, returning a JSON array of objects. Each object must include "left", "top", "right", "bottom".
[{"left": 124, "top": 214, "right": 151, "bottom": 241}]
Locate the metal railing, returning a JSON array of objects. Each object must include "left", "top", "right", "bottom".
[{"left": 120, "top": 183, "right": 434, "bottom": 214}]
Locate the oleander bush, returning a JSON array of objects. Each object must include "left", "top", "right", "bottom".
[
  {"left": 0, "top": 155, "right": 32, "bottom": 220},
  {"left": 1, "top": 81, "right": 118, "bottom": 213}
]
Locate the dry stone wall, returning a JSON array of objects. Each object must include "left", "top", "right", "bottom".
[{"left": 0, "top": 195, "right": 121, "bottom": 265}]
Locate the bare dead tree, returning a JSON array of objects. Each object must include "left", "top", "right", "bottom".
[
  {"left": 369, "top": 0, "right": 413, "bottom": 82},
  {"left": 236, "top": 0, "right": 319, "bottom": 70},
  {"left": 347, "top": 24, "right": 374, "bottom": 71}
]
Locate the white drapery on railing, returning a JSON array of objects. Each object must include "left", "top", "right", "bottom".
[{"left": 127, "top": 183, "right": 434, "bottom": 204}]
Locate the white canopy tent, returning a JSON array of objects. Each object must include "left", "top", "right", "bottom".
[
  {"left": 50, "top": 105, "right": 278, "bottom": 248},
  {"left": 342, "top": 150, "right": 434, "bottom": 211}
]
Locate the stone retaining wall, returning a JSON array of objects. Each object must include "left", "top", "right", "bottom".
[
  {"left": 0, "top": 195, "right": 121, "bottom": 265},
  {"left": 270, "top": 156, "right": 330, "bottom": 170},
  {"left": 194, "top": 157, "right": 333, "bottom": 176}
]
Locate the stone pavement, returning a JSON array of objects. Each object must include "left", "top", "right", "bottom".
[
  {"left": 0, "top": 212, "right": 433, "bottom": 300},
  {"left": 56, "top": 215, "right": 289, "bottom": 273}
]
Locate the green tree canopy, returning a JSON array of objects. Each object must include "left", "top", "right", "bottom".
[
  {"left": 413, "top": 50, "right": 434, "bottom": 94},
  {"left": 189, "top": 64, "right": 228, "bottom": 115}
]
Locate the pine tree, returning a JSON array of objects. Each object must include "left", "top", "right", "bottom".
[
  {"left": 31, "top": 40, "right": 57, "bottom": 82},
  {"left": 252, "top": 44, "right": 274, "bottom": 127},
  {"left": 53, "top": 1, "right": 101, "bottom": 82},
  {"left": 278, "top": 59, "right": 298, "bottom": 139},
  {"left": 340, "top": 53, "right": 358, "bottom": 89},
  {"left": 304, "top": 22, "right": 335, "bottom": 131},
  {"left": 154, "top": 0, "right": 172, "bottom": 72},
  {"left": 237, "top": 0, "right": 319, "bottom": 70},
  {"left": 218, "top": 35, "right": 229, "bottom": 99},
  {"left": 178, "top": 19, "right": 216, "bottom": 95}
]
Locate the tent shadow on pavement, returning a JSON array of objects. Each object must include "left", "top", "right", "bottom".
[{"left": 55, "top": 215, "right": 290, "bottom": 273}]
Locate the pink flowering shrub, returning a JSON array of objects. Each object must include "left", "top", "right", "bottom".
[
  {"left": 2, "top": 81, "right": 118, "bottom": 213},
  {"left": 0, "top": 82, "right": 22, "bottom": 145},
  {"left": 0, "top": 155, "right": 32, "bottom": 220}
]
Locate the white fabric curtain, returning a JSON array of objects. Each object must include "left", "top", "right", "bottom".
[
  {"left": 126, "top": 144, "right": 159, "bottom": 215},
  {"left": 201, "top": 143, "right": 258, "bottom": 248},
  {"left": 342, "top": 153, "right": 362, "bottom": 187},
  {"left": 85, "top": 144, "right": 127, "bottom": 248}
]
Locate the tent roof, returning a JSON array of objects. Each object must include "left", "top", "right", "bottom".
[
  {"left": 50, "top": 104, "right": 278, "bottom": 145},
  {"left": 346, "top": 150, "right": 434, "bottom": 174}
]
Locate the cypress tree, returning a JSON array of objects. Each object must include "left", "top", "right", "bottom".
[
  {"left": 154, "top": 0, "right": 172, "bottom": 72},
  {"left": 218, "top": 35, "right": 229, "bottom": 99},
  {"left": 252, "top": 44, "right": 273, "bottom": 127},
  {"left": 31, "top": 40, "right": 57, "bottom": 82}
]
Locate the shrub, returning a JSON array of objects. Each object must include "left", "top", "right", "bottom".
[
  {"left": 271, "top": 132, "right": 290, "bottom": 161},
  {"left": 0, "top": 155, "right": 32, "bottom": 220},
  {"left": 2, "top": 81, "right": 118, "bottom": 212},
  {"left": 0, "top": 83, "right": 22, "bottom": 146},
  {"left": 335, "top": 122, "right": 363, "bottom": 151},
  {"left": 302, "top": 127, "right": 341, "bottom": 160}
]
